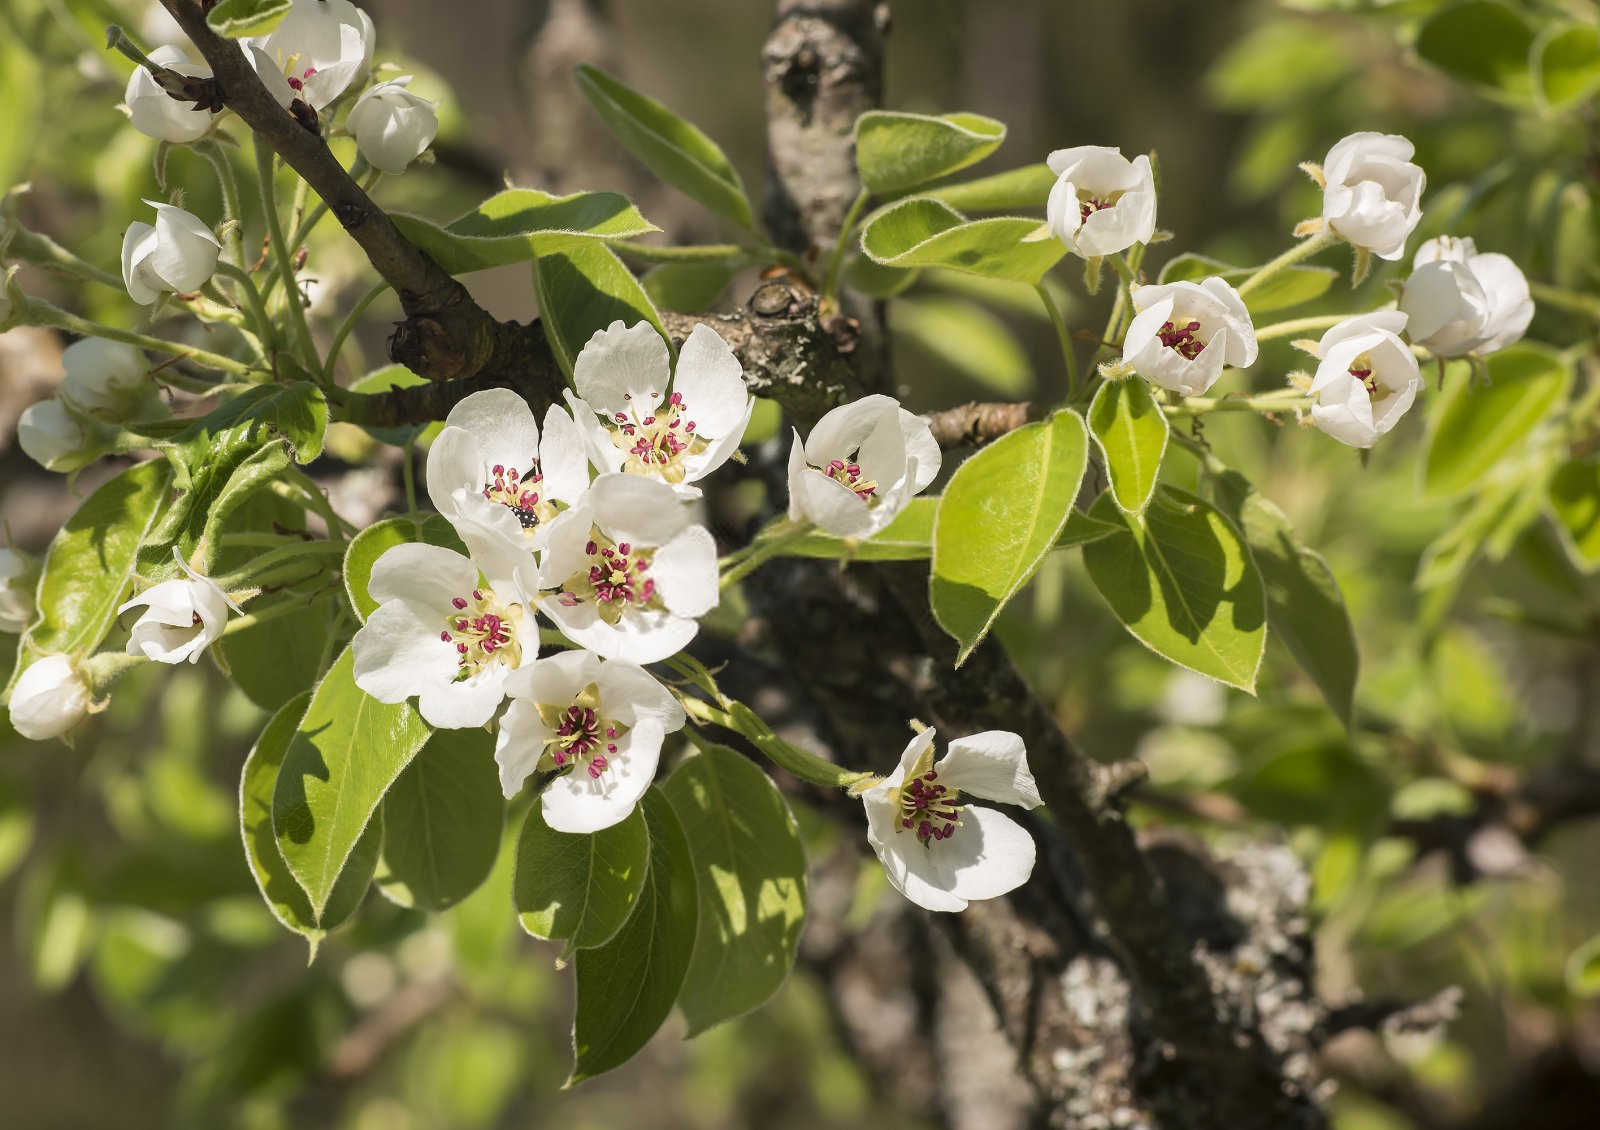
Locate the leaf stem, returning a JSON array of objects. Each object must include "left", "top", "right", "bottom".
[
  {"left": 1236, "top": 230, "right": 1336, "bottom": 298},
  {"left": 1036, "top": 281, "right": 1081, "bottom": 396},
  {"left": 821, "top": 187, "right": 872, "bottom": 301},
  {"left": 1253, "top": 312, "right": 1349, "bottom": 341},
  {"left": 214, "top": 261, "right": 278, "bottom": 352},
  {"left": 718, "top": 520, "right": 812, "bottom": 590},
  {"left": 322, "top": 281, "right": 390, "bottom": 383},
  {"left": 611, "top": 241, "right": 752, "bottom": 264},
  {"left": 22, "top": 296, "right": 261, "bottom": 376},
  {"left": 1162, "top": 387, "right": 1308, "bottom": 418},
  {"left": 255, "top": 139, "right": 319, "bottom": 365},
  {"left": 1529, "top": 280, "right": 1600, "bottom": 322}
]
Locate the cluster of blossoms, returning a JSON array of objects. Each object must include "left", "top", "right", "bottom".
[{"left": 1043, "top": 134, "right": 1532, "bottom": 449}]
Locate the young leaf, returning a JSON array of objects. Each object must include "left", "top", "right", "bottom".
[
  {"left": 1088, "top": 377, "right": 1168, "bottom": 514},
  {"left": 1158, "top": 252, "right": 1335, "bottom": 315},
  {"left": 1415, "top": 0, "right": 1534, "bottom": 99},
  {"left": 178, "top": 381, "right": 328, "bottom": 465},
  {"left": 661, "top": 743, "right": 806, "bottom": 1035},
  {"left": 1536, "top": 24, "right": 1600, "bottom": 109},
  {"left": 575, "top": 64, "right": 755, "bottom": 230},
  {"left": 1082, "top": 487, "right": 1267, "bottom": 692},
  {"left": 376, "top": 727, "right": 503, "bottom": 911},
  {"left": 534, "top": 241, "right": 669, "bottom": 379},
  {"left": 1212, "top": 472, "right": 1358, "bottom": 726},
  {"left": 344, "top": 515, "right": 466, "bottom": 623},
  {"left": 860, "top": 197, "right": 1065, "bottom": 284},
  {"left": 854, "top": 110, "right": 1006, "bottom": 195},
  {"left": 924, "top": 164, "right": 1055, "bottom": 214},
  {"left": 1423, "top": 345, "right": 1571, "bottom": 497},
  {"left": 241, "top": 693, "right": 380, "bottom": 947},
  {"left": 641, "top": 260, "right": 737, "bottom": 313},
  {"left": 390, "top": 189, "right": 658, "bottom": 276},
  {"left": 930, "top": 410, "right": 1089, "bottom": 664},
  {"left": 4, "top": 458, "right": 172, "bottom": 700},
  {"left": 514, "top": 803, "right": 651, "bottom": 951},
  {"left": 1548, "top": 457, "right": 1600, "bottom": 568},
  {"left": 205, "top": 0, "right": 291, "bottom": 38},
  {"left": 569, "top": 790, "right": 698, "bottom": 1083},
  {"left": 271, "top": 645, "right": 433, "bottom": 918}
]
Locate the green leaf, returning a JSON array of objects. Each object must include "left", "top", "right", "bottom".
[
  {"left": 1212, "top": 472, "right": 1358, "bottom": 726},
  {"left": 222, "top": 593, "right": 343, "bottom": 711},
  {"left": 180, "top": 381, "right": 328, "bottom": 465},
  {"left": 641, "top": 260, "right": 737, "bottom": 313},
  {"left": 271, "top": 645, "right": 433, "bottom": 918},
  {"left": 514, "top": 803, "right": 650, "bottom": 951},
  {"left": 860, "top": 197, "right": 1065, "bottom": 284},
  {"left": 1415, "top": 0, "right": 1534, "bottom": 99},
  {"left": 1088, "top": 377, "right": 1168, "bottom": 514},
  {"left": 344, "top": 515, "right": 466, "bottom": 623},
  {"left": 1204, "top": 19, "right": 1353, "bottom": 110},
  {"left": 1423, "top": 345, "right": 1572, "bottom": 497},
  {"left": 1231, "top": 739, "right": 1388, "bottom": 835},
  {"left": 1082, "top": 487, "right": 1267, "bottom": 692},
  {"left": 376, "top": 727, "right": 503, "bottom": 911},
  {"left": 4, "top": 459, "right": 172, "bottom": 700},
  {"left": 391, "top": 188, "right": 658, "bottom": 276},
  {"left": 1567, "top": 933, "right": 1600, "bottom": 998},
  {"left": 241, "top": 693, "right": 379, "bottom": 947},
  {"left": 575, "top": 64, "right": 754, "bottom": 230},
  {"left": 841, "top": 253, "right": 921, "bottom": 298},
  {"left": 893, "top": 296, "right": 1033, "bottom": 396},
  {"left": 661, "top": 743, "right": 806, "bottom": 1035},
  {"left": 1158, "top": 252, "right": 1335, "bottom": 315},
  {"left": 854, "top": 110, "right": 1006, "bottom": 195},
  {"left": 205, "top": 0, "right": 291, "bottom": 37},
  {"left": 534, "top": 241, "right": 668, "bottom": 379},
  {"left": 347, "top": 364, "right": 440, "bottom": 448},
  {"left": 1536, "top": 24, "right": 1600, "bottom": 109},
  {"left": 923, "top": 164, "right": 1055, "bottom": 214},
  {"left": 1549, "top": 457, "right": 1600, "bottom": 568},
  {"left": 930, "top": 410, "right": 1090, "bottom": 664},
  {"left": 569, "top": 790, "right": 698, "bottom": 1083}
]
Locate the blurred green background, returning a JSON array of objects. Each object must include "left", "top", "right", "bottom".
[{"left": 3, "top": 1, "right": 1600, "bottom": 1127}]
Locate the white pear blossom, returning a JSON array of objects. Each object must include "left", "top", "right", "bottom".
[
  {"left": 346, "top": 76, "right": 438, "bottom": 173},
  {"left": 125, "top": 45, "right": 213, "bottom": 143},
  {"left": 495, "top": 649, "right": 686, "bottom": 831},
  {"left": 247, "top": 0, "right": 375, "bottom": 110},
  {"left": 1308, "top": 311, "right": 1422, "bottom": 449},
  {"left": 121, "top": 200, "right": 220, "bottom": 305},
  {"left": 352, "top": 543, "right": 536, "bottom": 728},
  {"left": 1045, "top": 145, "right": 1157, "bottom": 258},
  {"left": 0, "top": 548, "right": 35, "bottom": 634},
  {"left": 1122, "top": 277, "right": 1258, "bottom": 395},
  {"left": 787, "top": 394, "right": 940, "bottom": 539},
  {"left": 565, "top": 321, "right": 752, "bottom": 496},
  {"left": 60, "top": 338, "right": 153, "bottom": 417},
  {"left": 118, "top": 550, "right": 241, "bottom": 664},
  {"left": 1400, "top": 236, "right": 1533, "bottom": 358},
  {"left": 8, "top": 655, "right": 92, "bottom": 741},
  {"left": 17, "top": 398, "right": 87, "bottom": 471},
  {"left": 1319, "top": 132, "right": 1425, "bottom": 261},
  {"left": 537, "top": 473, "right": 717, "bottom": 664},
  {"left": 861, "top": 728, "right": 1041, "bottom": 913}
]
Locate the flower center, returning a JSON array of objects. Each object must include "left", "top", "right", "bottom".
[
  {"left": 1348, "top": 352, "right": 1380, "bottom": 397},
  {"left": 1158, "top": 319, "right": 1206, "bottom": 361},
  {"left": 483, "top": 462, "right": 554, "bottom": 531},
  {"left": 825, "top": 459, "right": 878, "bottom": 500},
  {"left": 439, "top": 587, "right": 522, "bottom": 676},
  {"left": 285, "top": 65, "right": 317, "bottom": 92},
  {"left": 1077, "top": 188, "right": 1125, "bottom": 223},
  {"left": 896, "top": 767, "right": 963, "bottom": 845},
  {"left": 537, "top": 685, "right": 631, "bottom": 779},
  {"left": 608, "top": 392, "right": 710, "bottom": 484},
  {"left": 557, "top": 530, "right": 661, "bottom": 626}
]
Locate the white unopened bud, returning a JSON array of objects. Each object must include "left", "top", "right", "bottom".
[
  {"left": 60, "top": 338, "right": 152, "bottom": 417},
  {"left": 1400, "top": 236, "right": 1533, "bottom": 358},
  {"left": 0, "top": 548, "right": 36, "bottom": 634},
  {"left": 120, "top": 200, "right": 220, "bottom": 305},
  {"left": 17, "top": 398, "right": 88, "bottom": 471},
  {"left": 125, "top": 45, "right": 213, "bottom": 143},
  {"left": 347, "top": 77, "right": 438, "bottom": 173},
  {"left": 8, "top": 655, "right": 92, "bottom": 741},
  {"left": 1320, "top": 132, "right": 1425, "bottom": 261}
]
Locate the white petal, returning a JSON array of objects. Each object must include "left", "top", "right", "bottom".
[
  {"left": 897, "top": 407, "right": 942, "bottom": 495},
  {"left": 805, "top": 394, "right": 899, "bottom": 465},
  {"left": 538, "top": 403, "right": 593, "bottom": 506},
  {"left": 940, "top": 806, "right": 1037, "bottom": 903},
  {"left": 1046, "top": 171, "right": 1083, "bottom": 246},
  {"left": 573, "top": 320, "right": 670, "bottom": 417},
  {"left": 671, "top": 324, "right": 748, "bottom": 437},
  {"left": 495, "top": 698, "right": 553, "bottom": 796},
  {"left": 562, "top": 390, "right": 627, "bottom": 475},
  {"left": 543, "top": 597, "right": 698, "bottom": 664},
  {"left": 680, "top": 397, "right": 754, "bottom": 486},
  {"left": 1468, "top": 252, "right": 1534, "bottom": 354},
  {"left": 541, "top": 721, "right": 664, "bottom": 833},
  {"left": 891, "top": 727, "right": 939, "bottom": 790},
  {"left": 791, "top": 466, "right": 876, "bottom": 537},
  {"left": 443, "top": 388, "right": 541, "bottom": 472},
  {"left": 503, "top": 646, "right": 599, "bottom": 705},
  {"left": 937, "top": 731, "right": 1041, "bottom": 808},
  {"left": 534, "top": 504, "right": 594, "bottom": 590},
  {"left": 351, "top": 600, "right": 459, "bottom": 703},
  {"left": 121, "top": 223, "right": 161, "bottom": 305},
  {"left": 416, "top": 664, "right": 510, "bottom": 729},
  {"left": 424, "top": 425, "right": 484, "bottom": 518},
  {"left": 864, "top": 802, "right": 968, "bottom": 913},
  {"left": 595, "top": 661, "right": 686, "bottom": 732},
  {"left": 650, "top": 525, "right": 718, "bottom": 618},
  {"left": 589, "top": 473, "right": 690, "bottom": 548},
  {"left": 368, "top": 543, "right": 478, "bottom": 607},
  {"left": 148, "top": 202, "right": 220, "bottom": 293}
]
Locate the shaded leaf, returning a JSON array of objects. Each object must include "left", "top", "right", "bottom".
[
  {"left": 1088, "top": 377, "right": 1168, "bottom": 514},
  {"left": 1424, "top": 345, "right": 1571, "bottom": 497},
  {"left": 861, "top": 197, "right": 1065, "bottom": 284},
  {"left": 534, "top": 241, "right": 668, "bottom": 380},
  {"left": 855, "top": 110, "right": 1005, "bottom": 195},
  {"left": 514, "top": 802, "right": 650, "bottom": 951},
  {"left": 391, "top": 188, "right": 657, "bottom": 276},
  {"left": 377, "top": 727, "right": 503, "bottom": 911}
]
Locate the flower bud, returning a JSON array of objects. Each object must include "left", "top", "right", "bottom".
[
  {"left": 347, "top": 77, "right": 438, "bottom": 173},
  {"left": 1045, "top": 146, "right": 1157, "bottom": 258},
  {"left": 8, "top": 655, "right": 91, "bottom": 741},
  {"left": 0, "top": 547, "right": 36, "bottom": 634},
  {"left": 17, "top": 398, "right": 89, "bottom": 471},
  {"left": 60, "top": 338, "right": 151, "bottom": 417},
  {"left": 1320, "top": 132, "right": 1425, "bottom": 261},
  {"left": 125, "top": 45, "right": 214, "bottom": 143},
  {"left": 1400, "top": 236, "right": 1532, "bottom": 359},
  {"left": 121, "top": 200, "right": 220, "bottom": 305}
]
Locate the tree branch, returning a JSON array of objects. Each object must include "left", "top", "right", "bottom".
[
  {"left": 925, "top": 400, "right": 1032, "bottom": 449},
  {"left": 154, "top": 0, "right": 541, "bottom": 381}
]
